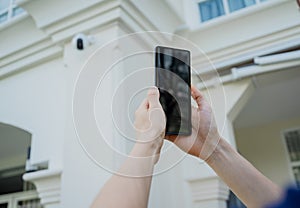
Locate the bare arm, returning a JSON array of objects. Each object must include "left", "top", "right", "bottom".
[
  {"left": 207, "top": 138, "right": 282, "bottom": 208},
  {"left": 91, "top": 144, "right": 157, "bottom": 208},
  {"left": 91, "top": 87, "right": 165, "bottom": 208},
  {"left": 167, "top": 86, "right": 283, "bottom": 208}
]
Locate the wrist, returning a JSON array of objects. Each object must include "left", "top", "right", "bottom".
[
  {"left": 131, "top": 137, "right": 163, "bottom": 158},
  {"left": 119, "top": 142, "right": 159, "bottom": 177},
  {"left": 204, "top": 137, "right": 230, "bottom": 166},
  {"left": 198, "top": 131, "right": 222, "bottom": 161}
]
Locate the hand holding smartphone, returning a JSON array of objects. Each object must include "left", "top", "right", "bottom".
[{"left": 155, "top": 46, "right": 191, "bottom": 135}]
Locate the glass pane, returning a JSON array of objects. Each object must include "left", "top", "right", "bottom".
[
  {"left": 198, "top": 0, "right": 225, "bottom": 22},
  {"left": 12, "top": 6, "right": 24, "bottom": 16},
  {"left": 228, "top": 0, "right": 256, "bottom": 12},
  {"left": 285, "top": 130, "right": 300, "bottom": 162},
  {"left": 0, "top": 0, "right": 9, "bottom": 12},
  {"left": 0, "top": 11, "right": 7, "bottom": 23}
]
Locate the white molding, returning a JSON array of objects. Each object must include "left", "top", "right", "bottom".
[
  {"left": 196, "top": 59, "right": 300, "bottom": 90},
  {"left": 0, "top": 15, "right": 61, "bottom": 79},
  {"left": 36, "top": 0, "right": 162, "bottom": 37},
  {"left": 0, "top": 16, "right": 49, "bottom": 58},
  {"left": 47, "top": 0, "right": 177, "bottom": 44},
  {"left": 23, "top": 169, "right": 62, "bottom": 206},
  {"left": 120, "top": 0, "right": 158, "bottom": 32},
  {"left": 0, "top": 0, "right": 169, "bottom": 79},
  {"left": 42, "top": 1, "right": 121, "bottom": 34},
  {"left": 0, "top": 12, "right": 28, "bottom": 31},
  {"left": 18, "top": 0, "right": 166, "bottom": 44},
  {"left": 117, "top": 10, "right": 170, "bottom": 47},
  {"left": 50, "top": 8, "right": 121, "bottom": 44},
  {"left": 0, "top": 45, "right": 62, "bottom": 79},
  {"left": 163, "top": 0, "right": 185, "bottom": 22},
  {"left": 0, "top": 38, "right": 53, "bottom": 67},
  {"left": 17, "top": 0, "right": 110, "bottom": 29},
  {"left": 218, "top": 24, "right": 300, "bottom": 59},
  {"left": 188, "top": 176, "right": 229, "bottom": 202},
  {"left": 193, "top": 28, "right": 300, "bottom": 74}
]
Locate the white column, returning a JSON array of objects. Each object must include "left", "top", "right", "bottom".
[
  {"left": 188, "top": 176, "right": 229, "bottom": 208},
  {"left": 23, "top": 169, "right": 62, "bottom": 208}
]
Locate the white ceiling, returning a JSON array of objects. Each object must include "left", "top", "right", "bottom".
[{"left": 234, "top": 67, "right": 300, "bottom": 129}]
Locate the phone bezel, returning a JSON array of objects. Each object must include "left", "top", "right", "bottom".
[{"left": 155, "top": 46, "right": 192, "bottom": 136}]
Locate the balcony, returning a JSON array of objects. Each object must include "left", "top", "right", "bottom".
[
  {"left": 0, "top": 190, "right": 42, "bottom": 208},
  {"left": 0, "top": 123, "right": 42, "bottom": 208}
]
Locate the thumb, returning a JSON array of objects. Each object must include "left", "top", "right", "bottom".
[{"left": 147, "top": 87, "right": 160, "bottom": 109}]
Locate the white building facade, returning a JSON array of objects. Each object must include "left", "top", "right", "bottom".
[{"left": 1, "top": 0, "right": 300, "bottom": 207}]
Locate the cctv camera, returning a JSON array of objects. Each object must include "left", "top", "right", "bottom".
[{"left": 72, "top": 33, "right": 95, "bottom": 50}]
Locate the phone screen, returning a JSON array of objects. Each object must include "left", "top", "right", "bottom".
[{"left": 155, "top": 46, "right": 191, "bottom": 135}]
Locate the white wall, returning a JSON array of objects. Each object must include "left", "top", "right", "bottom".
[
  {"left": 0, "top": 58, "right": 66, "bottom": 170},
  {"left": 235, "top": 118, "right": 300, "bottom": 187},
  {"left": 61, "top": 25, "right": 125, "bottom": 208}
]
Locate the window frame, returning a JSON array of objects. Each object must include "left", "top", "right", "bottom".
[
  {"left": 0, "top": 0, "right": 25, "bottom": 24},
  {"left": 281, "top": 127, "right": 300, "bottom": 187},
  {"left": 196, "top": 0, "right": 266, "bottom": 23}
]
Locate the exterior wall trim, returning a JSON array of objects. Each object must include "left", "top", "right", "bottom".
[
  {"left": 193, "top": 31, "right": 300, "bottom": 74},
  {"left": 23, "top": 169, "right": 62, "bottom": 207},
  {"left": 1, "top": 0, "right": 173, "bottom": 80},
  {"left": 188, "top": 176, "right": 229, "bottom": 204},
  {"left": 0, "top": 45, "right": 62, "bottom": 80}
]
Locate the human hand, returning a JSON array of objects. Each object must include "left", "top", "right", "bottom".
[
  {"left": 133, "top": 87, "right": 166, "bottom": 164},
  {"left": 166, "top": 86, "right": 221, "bottom": 161}
]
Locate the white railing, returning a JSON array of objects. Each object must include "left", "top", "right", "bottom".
[{"left": 0, "top": 191, "right": 42, "bottom": 208}]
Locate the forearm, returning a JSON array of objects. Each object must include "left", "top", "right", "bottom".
[
  {"left": 91, "top": 144, "right": 156, "bottom": 208},
  {"left": 206, "top": 139, "right": 282, "bottom": 208}
]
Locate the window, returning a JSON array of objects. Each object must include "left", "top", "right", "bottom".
[
  {"left": 198, "top": 0, "right": 225, "bottom": 22},
  {"left": 0, "top": 0, "right": 25, "bottom": 24},
  {"left": 227, "top": 191, "right": 246, "bottom": 208},
  {"left": 197, "top": 0, "right": 268, "bottom": 22},
  {"left": 228, "top": 0, "right": 256, "bottom": 12},
  {"left": 283, "top": 128, "right": 300, "bottom": 188}
]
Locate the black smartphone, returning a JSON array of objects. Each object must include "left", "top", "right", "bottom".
[{"left": 155, "top": 46, "right": 191, "bottom": 135}]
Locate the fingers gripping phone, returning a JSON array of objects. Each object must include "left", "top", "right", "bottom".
[{"left": 155, "top": 46, "right": 192, "bottom": 135}]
